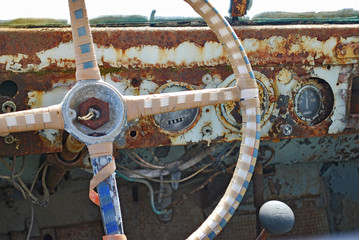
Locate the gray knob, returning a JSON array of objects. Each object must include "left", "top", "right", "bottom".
[{"left": 259, "top": 200, "right": 295, "bottom": 234}]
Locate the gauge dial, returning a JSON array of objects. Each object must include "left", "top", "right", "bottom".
[
  {"left": 294, "top": 85, "right": 322, "bottom": 122},
  {"left": 153, "top": 83, "right": 199, "bottom": 133},
  {"left": 220, "top": 79, "right": 269, "bottom": 128}
]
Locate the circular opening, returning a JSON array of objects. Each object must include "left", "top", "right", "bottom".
[
  {"left": 129, "top": 130, "right": 137, "bottom": 137},
  {"left": 0, "top": 80, "right": 18, "bottom": 97},
  {"left": 43, "top": 234, "right": 53, "bottom": 240}
]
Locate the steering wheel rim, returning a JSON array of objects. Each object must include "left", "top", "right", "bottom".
[{"left": 0, "top": 0, "right": 260, "bottom": 239}]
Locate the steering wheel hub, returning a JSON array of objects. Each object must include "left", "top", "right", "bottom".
[{"left": 62, "top": 80, "right": 127, "bottom": 145}]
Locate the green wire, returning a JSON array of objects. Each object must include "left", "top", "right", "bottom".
[{"left": 115, "top": 170, "right": 168, "bottom": 215}]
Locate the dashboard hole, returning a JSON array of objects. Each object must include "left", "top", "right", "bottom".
[{"left": 0, "top": 80, "right": 18, "bottom": 97}]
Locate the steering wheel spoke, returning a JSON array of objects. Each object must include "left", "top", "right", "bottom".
[
  {"left": 125, "top": 86, "right": 244, "bottom": 121},
  {"left": 0, "top": 104, "right": 64, "bottom": 136},
  {"left": 68, "top": 0, "right": 101, "bottom": 82},
  {"left": 87, "top": 142, "right": 127, "bottom": 239}
]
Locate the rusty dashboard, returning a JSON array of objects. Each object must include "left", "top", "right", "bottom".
[{"left": 0, "top": 24, "right": 358, "bottom": 156}]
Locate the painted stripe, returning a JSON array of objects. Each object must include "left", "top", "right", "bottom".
[
  {"left": 218, "top": 28, "right": 228, "bottom": 37},
  {"left": 200, "top": 4, "right": 211, "bottom": 14},
  {"left": 236, "top": 168, "right": 248, "bottom": 179},
  {"left": 237, "top": 65, "right": 248, "bottom": 74},
  {"left": 232, "top": 52, "right": 242, "bottom": 60},
  {"left": 42, "top": 112, "right": 51, "bottom": 123},
  {"left": 214, "top": 206, "right": 227, "bottom": 218},
  {"left": 244, "top": 137, "right": 255, "bottom": 147},
  {"left": 241, "top": 89, "right": 259, "bottom": 99},
  {"left": 177, "top": 95, "right": 186, "bottom": 104},
  {"left": 231, "top": 182, "right": 242, "bottom": 193},
  {"left": 224, "top": 90, "right": 234, "bottom": 100},
  {"left": 25, "top": 114, "right": 35, "bottom": 125},
  {"left": 219, "top": 219, "right": 227, "bottom": 229},
  {"left": 208, "top": 231, "right": 217, "bottom": 240},
  {"left": 253, "top": 148, "right": 258, "bottom": 158},
  {"left": 256, "top": 131, "right": 261, "bottom": 140},
  {"left": 6, "top": 116, "right": 17, "bottom": 127},
  {"left": 194, "top": 93, "right": 202, "bottom": 102},
  {"left": 245, "top": 108, "right": 256, "bottom": 115},
  {"left": 209, "top": 92, "right": 217, "bottom": 101},
  {"left": 160, "top": 97, "right": 169, "bottom": 107},
  {"left": 256, "top": 115, "right": 261, "bottom": 123},
  {"left": 226, "top": 41, "right": 236, "bottom": 50},
  {"left": 223, "top": 195, "right": 235, "bottom": 206},
  {"left": 144, "top": 99, "right": 152, "bottom": 109},
  {"left": 241, "top": 154, "right": 252, "bottom": 165},
  {"left": 246, "top": 122, "right": 257, "bottom": 131},
  {"left": 210, "top": 16, "right": 220, "bottom": 25}
]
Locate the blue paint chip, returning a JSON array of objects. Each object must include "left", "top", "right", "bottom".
[
  {"left": 223, "top": 19, "right": 229, "bottom": 27},
  {"left": 219, "top": 219, "right": 228, "bottom": 229},
  {"left": 83, "top": 61, "right": 93, "bottom": 69},
  {"left": 256, "top": 115, "right": 261, "bottom": 123},
  {"left": 239, "top": 44, "right": 244, "bottom": 51},
  {"left": 75, "top": 9, "right": 83, "bottom": 19},
  {"left": 249, "top": 71, "right": 255, "bottom": 79},
  {"left": 244, "top": 56, "right": 250, "bottom": 64},
  {"left": 208, "top": 231, "right": 216, "bottom": 240},
  {"left": 253, "top": 148, "right": 258, "bottom": 158},
  {"left": 78, "top": 26, "right": 86, "bottom": 37},
  {"left": 228, "top": 206, "right": 236, "bottom": 215},
  {"left": 213, "top": 7, "right": 219, "bottom": 14},
  {"left": 231, "top": 32, "right": 239, "bottom": 40},
  {"left": 256, "top": 131, "right": 261, "bottom": 140},
  {"left": 102, "top": 203, "right": 114, "bottom": 213},
  {"left": 80, "top": 43, "right": 90, "bottom": 53},
  {"left": 72, "top": 0, "right": 77, "bottom": 2},
  {"left": 249, "top": 165, "right": 255, "bottom": 174},
  {"left": 243, "top": 180, "right": 250, "bottom": 189},
  {"left": 106, "top": 221, "right": 119, "bottom": 235},
  {"left": 235, "top": 193, "right": 243, "bottom": 202}
]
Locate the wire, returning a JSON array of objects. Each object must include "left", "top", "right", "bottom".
[
  {"left": 116, "top": 161, "right": 213, "bottom": 184},
  {"left": 127, "top": 149, "right": 164, "bottom": 169},
  {"left": 115, "top": 170, "right": 167, "bottom": 215},
  {"left": 0, "top": 156, "right": 26, "bottom": 179},
  {"left": 26, "top": 199, "right": 34, "bottom": 240}
]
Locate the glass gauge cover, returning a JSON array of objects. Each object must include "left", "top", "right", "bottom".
[{"left": 294, "top": 85, "right": 322, "bottom": 122}]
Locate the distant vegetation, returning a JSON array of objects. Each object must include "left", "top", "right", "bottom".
[
  {"left": 90, "top": 15, "right": 148, "bottom": 24},
  {"left": 0, "top": 18, "right": 67, "bottom": 26},
  {"left": 253, "top": 8, "right": 359, "bottom": 20}
]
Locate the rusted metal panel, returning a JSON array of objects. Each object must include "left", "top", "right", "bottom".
[
  {"left": 0, "top": 25, "right": 359, "bottom": 152},
  {"left": 0, "top": 25, "right": 359, "bottom": 72},
  {"left": 231, "top": 0, "right": 248, "bottom": 17}
]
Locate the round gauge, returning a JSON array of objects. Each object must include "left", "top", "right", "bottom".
[
  {"left": 294, "top": 85, "right": 322, "bottom": 122},
  {"left": 153, "top": 83, "right": 199, "bottom": 134},
  {"left": 216, "top": 72, "right": 275, "bottom": 130}
]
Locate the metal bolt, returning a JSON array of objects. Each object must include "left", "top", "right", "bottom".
[
  {"left": 77, "top": 97, "right": 110, "bottom": 130},
  {"left": 4, "top": 135, "right": 15, "bottom": 144},
  {"left": 202, "top": 125, "right": 213, "bottom": 136},
  {"left": 340, "top": 49, "right": 347, "bottom": 56},
  {"left": 280, "top": 124, "right": 292, "bottom": 136},
  {"left": 2, "top": 101, "right": 16, "bottom": 113}
]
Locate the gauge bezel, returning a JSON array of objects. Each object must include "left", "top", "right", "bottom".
[
  {"left": 294, "top": 84, "right": 323, "bottom": 122},
  {"left": 151, "top": 81, "right": 201, "bottom": 135}
]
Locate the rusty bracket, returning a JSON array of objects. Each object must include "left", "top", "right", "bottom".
[
  {"left": 336, "top": 42, "right": 359, "bottom": 59},
  {"left": 231, "top": 0, "right": 250, "bottom": 18}
]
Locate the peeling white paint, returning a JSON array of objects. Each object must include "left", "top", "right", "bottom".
[{"left": 312, "top": 66, "right": 348, "bottom": 134}]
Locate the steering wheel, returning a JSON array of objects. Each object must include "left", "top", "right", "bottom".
[{"left": 0, "top": 0, "right": 260, "bottom": 239}]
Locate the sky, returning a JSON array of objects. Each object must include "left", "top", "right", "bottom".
[{"left": 0, "top": 0, "right": 357, "bottom": 21}]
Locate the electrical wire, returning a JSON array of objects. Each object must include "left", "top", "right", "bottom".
[
  {"left": 0, "top": 156, "right": 26, "bottom": 179},
  {"left": 115, "top": 170, "right": 167, "bottom": 215},
  {"left": 116, "top": 160, "right": 213, "bottom": 184},
  {"left": 127, "top": 149, "right": 164, "bottom": 169},
  {"left": 26, "top": 199, "right": 34, "bottom": 240}
]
